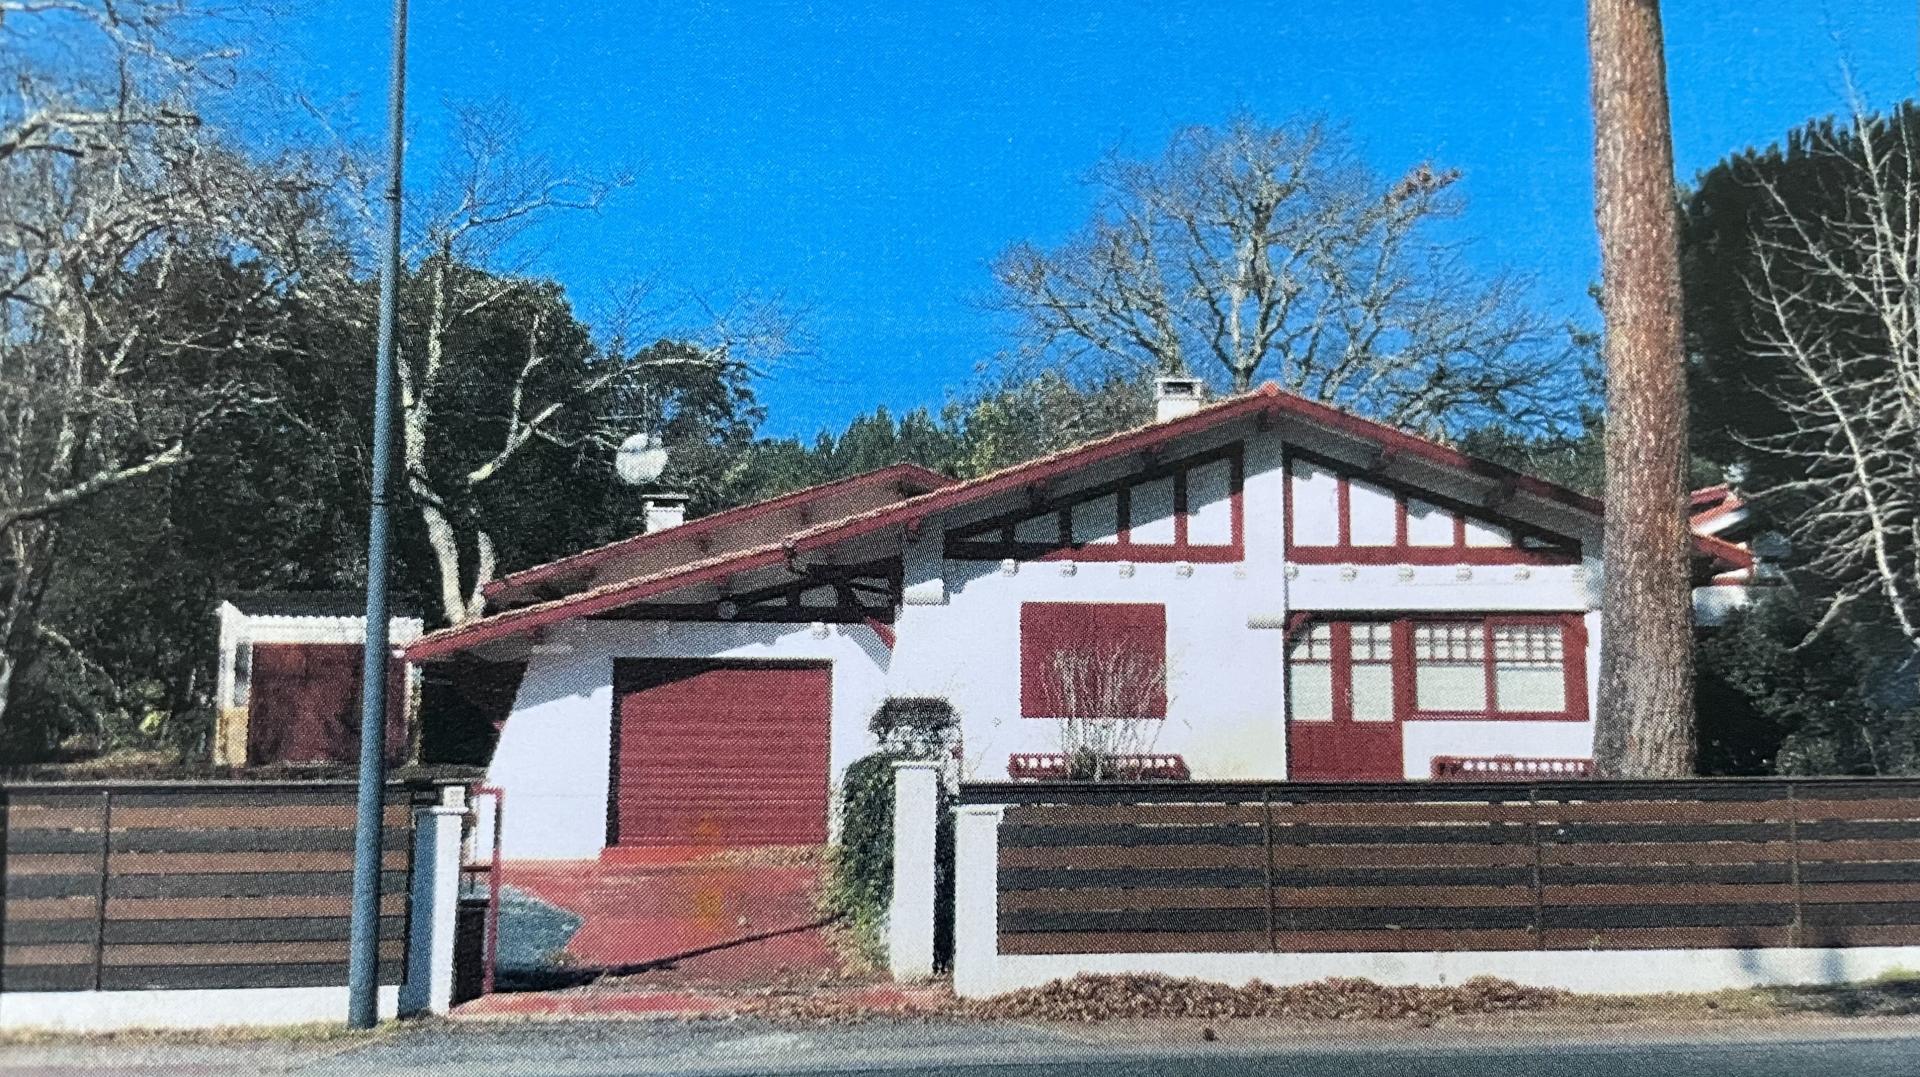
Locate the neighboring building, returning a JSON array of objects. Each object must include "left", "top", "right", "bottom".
[
  {"left": 1688, "top": 483, "right": 1782, "bottom": 627},
  {"left": 214, "top": 593, "right": 422, "bottom": 767},
  {"left": 406, "top": 381, "right": 1753, "bottom": 859}
]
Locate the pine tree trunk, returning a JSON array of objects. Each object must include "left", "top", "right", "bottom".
[{"left": 1588, "top": 0, "right": 1696, "bottom": 777}]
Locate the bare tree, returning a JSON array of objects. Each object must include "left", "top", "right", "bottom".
[
  {"left": 993, "top": 116, "right": 1580, "bottom": 436},
  {"left": 0, "top": 1, "right": 322, "bottom": 733},
  {"left": 1588, "top": 0, "right": 1695, "bottom": 777},
  {"left": 325, "top": 104, "right": 797, "bottom": 625},
  {"left": 1740, "top": 98, "right": 1920, "bottom": 663},
  {"left": 1047, "top": 642, "right": 1168, "bottom": 781}
]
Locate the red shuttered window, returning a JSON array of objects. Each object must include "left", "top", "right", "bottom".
[{"left": 1020, "top": 602, "right": 1168, "bottom": 720}]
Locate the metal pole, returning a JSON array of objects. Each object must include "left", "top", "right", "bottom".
[{"left": 348, "top": 0, "right": 410, "bottom": 1030}]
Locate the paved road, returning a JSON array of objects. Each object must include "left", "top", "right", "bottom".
[{"left": 10, "top": 1018, "right": 1920, "bottom": 1076}]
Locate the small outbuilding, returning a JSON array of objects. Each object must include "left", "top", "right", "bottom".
[{"left": 213, "top": 593, "right": 423, "bottom": 767}]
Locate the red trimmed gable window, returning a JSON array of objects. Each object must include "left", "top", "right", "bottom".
[
  {"left": 1286, "top": 452, "right": 1580, "bottom": 566},
  {"left": 1020, "top": 602, "right": 1168, "bottom": 719},
  {"left": 947, "top": 445, "right": 1244, "bottom": 564}
]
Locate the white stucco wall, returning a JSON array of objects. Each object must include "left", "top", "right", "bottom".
[
  {"left": 894, "top": 421, "right": 1603, "bottom": 782},
  {"left": 485, "top": 620, "right": 891, "bottom": 859},
  {"left": 481, "top": 417, "right": 1613, "bottom": 857}
]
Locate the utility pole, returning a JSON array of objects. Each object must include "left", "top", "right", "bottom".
[
  {"left": 348, "top": 0, "right": 410, "bottom": 1029},
  {"left": 1588, "top": 0, "right": 1695, "bottom": 777}
]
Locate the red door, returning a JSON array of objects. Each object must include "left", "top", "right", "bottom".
[
  {"left": 1286, "top": 621, "right": 1404, "bottom": 780},
  {"left": 611, "top": 661, "right": 831, "bottom": 848},
  {"left": 248, "top": 644, "right": 408, "bottom": 765}
]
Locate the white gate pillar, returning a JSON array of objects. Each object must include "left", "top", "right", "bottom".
[
  {"left": 887, "top": 761, "right": 940, "bottom": 981},
  {"left": 400, "top": 786, "right": 466, "bottom": 1016},
  {"left": 952, "top": 803, "right": 1006, "bottom": 998}
]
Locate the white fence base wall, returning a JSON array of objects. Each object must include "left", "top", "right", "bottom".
[
  {"left": 0, "top": 986, "right": 400, "bottom": 1032},
  {"left": 961, "top": 947, "right": 1920, "bottom": 999}
]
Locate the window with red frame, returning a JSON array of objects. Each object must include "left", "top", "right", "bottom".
[
  {"left": 1020, "top": 602, "right": 1168, "bottom": 719},
  {"left": 1287, "top": 615, "right": 1588, "bottom": 722}
]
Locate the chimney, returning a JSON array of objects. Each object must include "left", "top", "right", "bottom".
[
  {"left": 1154, "top": 376, "right": 1207, "bottom": 423},
  {"left": 642, "top": 493, "right": 689, "bottom": 534}
]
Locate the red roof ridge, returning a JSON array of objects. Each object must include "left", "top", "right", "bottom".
[
  {"left": 483, "top": 461, "right": 954, "bottom": 603},
  {"left": 410, "top": 382, "right": 1753, "bottom": 660}
]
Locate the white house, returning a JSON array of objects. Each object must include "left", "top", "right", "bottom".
[{"left": 406, "top": 380, "right": 1754, "bottom": 860}]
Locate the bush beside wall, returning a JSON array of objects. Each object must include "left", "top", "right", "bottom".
[{"left": 825, "top": 698, "right": 957, "bottom": 967}]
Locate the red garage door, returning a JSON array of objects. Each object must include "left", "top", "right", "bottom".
[{"left": 611, "top": 661, "right": 831, "bottom": 849}]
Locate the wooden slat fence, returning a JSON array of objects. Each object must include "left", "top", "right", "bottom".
[
  {"left": 2, "top": 781, "right": 427, "bottom": 992},
  {"left": 970, "top": 779, "right": 1920, "bottom": 957}
]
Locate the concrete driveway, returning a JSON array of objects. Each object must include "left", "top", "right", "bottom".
[{"left": 466, "top": 848, "right": 857, "bottom": 1012}]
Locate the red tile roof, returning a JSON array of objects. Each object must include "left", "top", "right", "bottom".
[
  {"left": 483, "top": 462, "right": 953, "bottom": 606},
  {"left": 409, "top": 383, "right": 1752, "bottom": 660}
]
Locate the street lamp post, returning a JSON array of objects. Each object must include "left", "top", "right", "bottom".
[{"left": 347, "top": 0, "right": 410, "bottom": 1030}]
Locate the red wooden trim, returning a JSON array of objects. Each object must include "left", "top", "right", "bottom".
[
  {"left": 1283, "top": 447, "right": 1583, "bottom": 564},
  {"left": 1172, "top": 469, "right": 1190, "bottom": 547},
  {"left": 1563, "top": 612, "right": 1591, "bottom": 724},
  {"left": 1334, "top": 474, "right": 1352, "bottom": 547},
  {"left": 865, "top": 616, "right": 897, "bottom": 650},
  {"left": 409, "top": 545, "right": 793, "bottom": 660},
  {"left": 486, "top": 462, "right": 952, "bottom": 603},
  {"left": 1391, "top": 619, "right": 1417, "bottom": 722},
  {"left": 1480, "top": 621, "right": 1497, "bottom": 719},
  {"left": 1230, "top": 451, "right": 1246, "bottom": 552},
  {"left": 946, "top": 441, "right": 1245, "bottom": 563},
  {"left": 814, "top": 388, "right": 1278, "bottom": 560},
  {"left": 1260, "top": 390, "right": 1604, "bottom": 516},
  {"left": 421, "top": 382, "right": 1737, "bottom": 660},
  {"left": 1329, "top": 622, "right": 1354, "bottom": 725},
  {"left": 1287, "top": 546, "right": 1581, "bottom": 567}
]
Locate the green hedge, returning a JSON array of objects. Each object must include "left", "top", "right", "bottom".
[{"left": 826, "top": 698, "right": 957, "bottom": 966}]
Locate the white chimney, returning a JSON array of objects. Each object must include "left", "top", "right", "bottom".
[
  {"left": 1154, "top": 376, "right": 1207, "bottom": 422},
  {"left": 643, "top": 493, "right": 689, "bottom": 534}
]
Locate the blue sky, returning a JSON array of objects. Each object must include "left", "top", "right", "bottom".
[{"left": 277, "top": 2, "right": 1917, "bottom": 438}]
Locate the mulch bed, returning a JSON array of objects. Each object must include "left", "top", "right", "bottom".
[
  {"left": 682, "top": 973, "right": 1568, "bottom": 1024},
  {"left": 959, "top": 974, "right": 1569, "bottom": 1022}
]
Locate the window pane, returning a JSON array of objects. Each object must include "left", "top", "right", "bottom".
[
  {"left": 1406, "top": 498, "right": 1455, "bottom": 546},
  {"left": 1413, "top": 623, "right": 1483, "bottom": 662},
  {"left": 1349, "top": 622, "right": 1393, "bottom": 662},
  {"left": 1289, "top": 460, "right": 1340, "bottom": 546},
  {"left": 1352, "top": 664, "right": 1395, "bottom": 721},
  {"left": 1416, "top": 665, "right": 1486, "bottom": 711},
  {"left": 1071, "top": 494, "right": 1120, "bottom": 545},
  {"left": 1493, "top": 624, "right": 1566, "bottom": 712},
  {"left": 1289, "top": 663, "right": 1333, "bottom": 721},
  {"left": 1348, "top": 478, "right": 1397, "bottom": 546},
  {"left": 1127, "top": 476, "right": 1177, "bottom": 545},
  {"left": 1187, "top": 459, "right": 1235, "bottom": 545},
  {"left": 1496, "top": 667, "right": 1565, "bottom": 712},
  {"left": 1290, "top": 624, "right": 1333, "bottom": 662}
]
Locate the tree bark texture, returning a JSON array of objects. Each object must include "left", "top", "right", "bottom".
[{"left": 1588, "top": 0, "right": 1696, "bottom": 777}]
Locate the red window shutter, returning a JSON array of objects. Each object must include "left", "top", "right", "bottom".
[{"left": 1020, "top": 602, "right": 1168, "bottom": 719}]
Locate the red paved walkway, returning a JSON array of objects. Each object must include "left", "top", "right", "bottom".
[{"left": 501, "top": 851, "right": 846, "bottom": 986}]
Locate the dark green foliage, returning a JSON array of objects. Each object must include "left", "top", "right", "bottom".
[
  {"left": 826, "top": 698, "right": 958, "bottom": 965},
  {"left": 1696, "top": 591, "right": 1920, "bottom": 776}
]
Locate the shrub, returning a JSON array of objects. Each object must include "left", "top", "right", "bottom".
[{"left": 825, "top": 697, "right": 957, "bottom": 966}]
